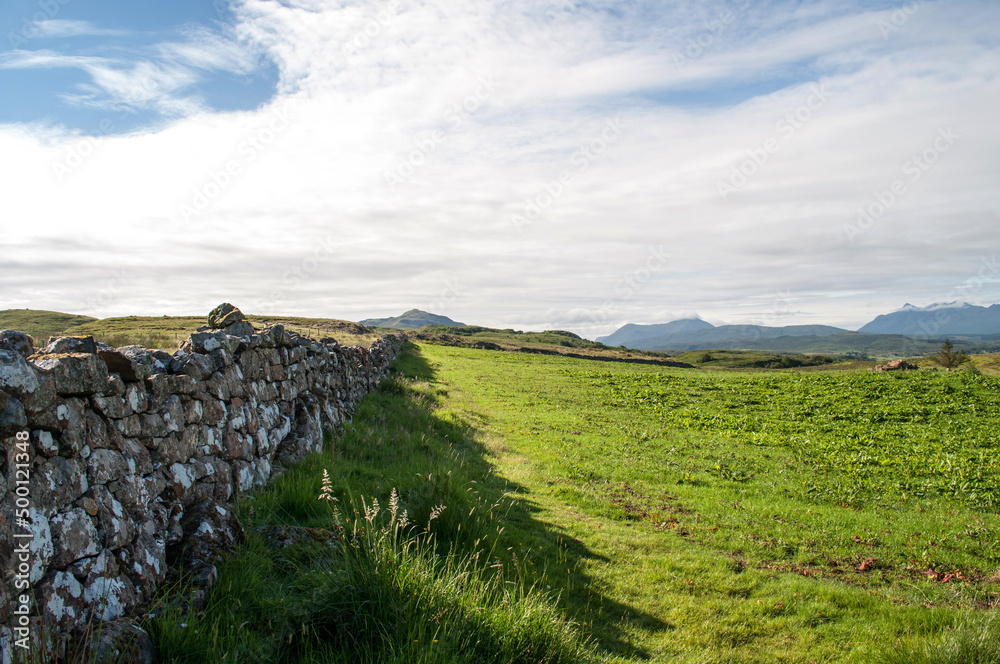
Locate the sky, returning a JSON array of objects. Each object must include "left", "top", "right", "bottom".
[{"left": 1, "top": 0, "right": 998, "bottom": 338}]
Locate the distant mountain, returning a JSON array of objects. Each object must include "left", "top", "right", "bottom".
[
  {"left": 597, "top": 318, "right": 714, "bottom": 346},
  {"left": 359, "top": 309, "right": 465, "bottom": 330},
  {"left": 599, "top": 320, "right": 848, "bottom": 351},
  {"left": 859, "top": 302, "right": 1000, "bottom": 336}
]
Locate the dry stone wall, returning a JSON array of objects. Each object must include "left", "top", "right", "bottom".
[{"left": 0, "top": 305, "right": 404, "bottom": 648}]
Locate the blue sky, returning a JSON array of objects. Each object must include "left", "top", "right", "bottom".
[
  {"left": 1, "top": 0, "right": 998, "bottom": 335},
  {"left": 0, "top": 0, "right": 277, "bottom": 132}
]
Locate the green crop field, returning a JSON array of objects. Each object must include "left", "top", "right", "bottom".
[{"left": 148, "top": 341, "right": 1000, "bottom": 664}]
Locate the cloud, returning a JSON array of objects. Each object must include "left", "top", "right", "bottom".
[
  {"left": 1, "top": 0, "right": 999, "bottom": 337},
  {"left": 32, "top": 20, "right": 130, "bottom": 39},
  {"left": 0, "top": 21, "right": 266, "bottom": 117}
]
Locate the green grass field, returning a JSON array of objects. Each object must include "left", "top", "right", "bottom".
[
  {"left": 147, "top": 342, "right": 999, "bottom": 663},
  {"left": 0, "top": 310, "right": 381, "bottom": 351},
  {"left": 0, "top": 309, "right": 97, "bottom": 342}
]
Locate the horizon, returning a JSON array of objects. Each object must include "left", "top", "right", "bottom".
[
  {"left": 2, "top": 0, "right": 998, "bottom": 338},
  {"left": 6, "top": 299, "right": 1000, "bottom": 342}
]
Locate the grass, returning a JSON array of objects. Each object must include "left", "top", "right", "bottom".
[
  {"left": 672, "top": 349, "right": 839, "bottom": 369},
  {"left": 1, "top": 310, "right": 382, "bottom": 351},
  {"left": 409, "top": 344, "right": 1000, "bottom": 662},
  {"left": 146, "top": 342, "right": 999, "bottom": 662},
  {"left": 147, "top": 343, "right": 603, "bottom": 663},
  {"left": 416, "top": 325, "right": 605, "bottom": 349},
  {"left": 0, "top": 309, "right": 96, "bottom": 344}
]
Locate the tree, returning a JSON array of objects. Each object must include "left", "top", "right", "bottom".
[{"left": 933, "top": 339, "right": 969, "bottom": 369}]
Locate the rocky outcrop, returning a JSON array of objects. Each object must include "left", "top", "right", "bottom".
[
  {"left": 0, "top": 305, "right": 405, "bottom": 652},
  {"left": 874, "top": 359, "right": 918, "bottom": 371}
]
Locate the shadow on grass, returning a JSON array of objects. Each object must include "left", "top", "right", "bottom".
[{"left": 149, "top": 341, "right": 669, "bottom": 662}]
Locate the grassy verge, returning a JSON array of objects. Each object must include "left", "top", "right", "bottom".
[
  {"left": 147, "top": 342, "right": 1000, "bottom": 663},
  {"left": 412, "top": 344, "right": 1000, "bottom": 662},
  {"left": 65, "top": 314, "right": 380, "bottom": 350},
  {"left": 146, "top": 343, "right": 604, "bottom": 663}
]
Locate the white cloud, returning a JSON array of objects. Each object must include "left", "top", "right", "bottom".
[
  {"left": 1, "top": 0, "right": 999, "bottom": 337},
  {"left": 32, "top": 20, "right": 129, "bottom": 39}
]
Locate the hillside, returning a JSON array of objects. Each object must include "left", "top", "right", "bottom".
[
  {"left": 596, "top": 318, "right": 714, "bottom": 346},
  {"left": 0, "top": 309, "right": 380, "bottom": 350},
  {"left": 599, "top": 319, "right": 849, "bottom": 350},
  {"left": 859, "top": 302, "right": 1000, "bottom": 336},
  {"left": 0, "top": 308, "right": 97, "bottom": 342},
  {"left": 419, "top": 325, "right": 602, "bottom": 349},
  {"left": 360, "top": 309, "right": 464, "bottom": 329}
]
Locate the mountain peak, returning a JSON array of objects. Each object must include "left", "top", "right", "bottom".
[
  {"left": 359, "top": 309, "right": 465, "bottom": 330},
  {"left": 861, "top": 302, "right": 1000, "bottom": 335}
]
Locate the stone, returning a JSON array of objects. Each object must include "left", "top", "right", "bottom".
[
  {"left": 30, "top": 456, "right": 89, "bottom": 517},
  {"left": 121, "top": 439, "right": 153, "bottom": 476},
  {"left": 159, "top": 395, "right": 186, "bottom": 433},
  {"left": 108, "top": 474, "right": 150, "bottom": 521},
  {"left": 0, "top": 389, "right": 27, "bottom": 434},
  {"left": 207, "top": 303, "right": 245, "bottom": 329},
  {"left": 150, "top": 350, "right": 174, "bottom": 372},
  {"left": 182, "top": 331, "right": 229, "bottom": 355},
  {"left": 90, "top": 485, "right": 134, "bottom": 549},
  {"left": 162, "top": 463, "right": 199, "bottom": 503},
  {"left": 171, "top": 352, "right": 216, "bottom": 381},
  {"left": 98, "top": 349, "right": 145, "bottom": 382},
  {"left": 150, "top": 429, "right": 196, "bottom": 467},
  {"left": 183, "top": 397, "right": 203, "bottom": 424},
  {"left": 84, "top": 410, "right": 121, "bottom": 452},
  {"left": 168, "top": 500, "right": 244, "bottom": 590},
  {"left": 49, "top": 404, "right": 116, "bottom": 456},
  {"left": 69, "top": 552, "right": 139, "bottom": 623},
  {"left": 200, "top": 398, "right": 227, "bottom": 427},
  {"left": 43, "top": 336, "right": 97, "bottom": 355},
  {"left": 232, "top": 460, "right": 255, "bottom": 492},
  {"left": 92, "top": 393, "right": 127, "bottom": 419},
  {"left": 115, "top": 414, "right": 142, "bottom": 438},
  {"left": 37, "top": 570, "right": 88, "bottom": 630},
  {"left": 49, "top": 508, "right": 101, "bottom": 568},
  {"left": 875, "top": 359, "right": 918, "bottom": 372},
  {"left": 92, "top": 620, "right": 156, "bottom": 664},
  {"left": 120, "top": 530, "right": 167, "bottom": 595},
  {"left": 30, "top": 353, "right": 109, "bottom": 396},
  {"left": 31, "top": 429, "right": 59, "bottom": 457},
  {"left": 139, "top": 412, "right": 169, "bottom": 439},
  {"left": 0, "top": 349, "right": 41, "bottom": 398},
  {"left": 105, "top": 373, "right": 126, "bottom": 396},
  {"left": 209, "top": 347, "right": 234, "bottom": 369},
  {"left": 114, "top": 346, "right": 158, "bottom": 381},
  {"left": 124, "top": 383, "right": 147, "bottom": 414},
  {"left": 88, "top": 449, "right": 129, "bottom": 485},
  {"left": 0, "top": 330, "right": 34, "bottom": 357},
  {"left": 224, "top": 320, "right": 255, "bottom": 338}
]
